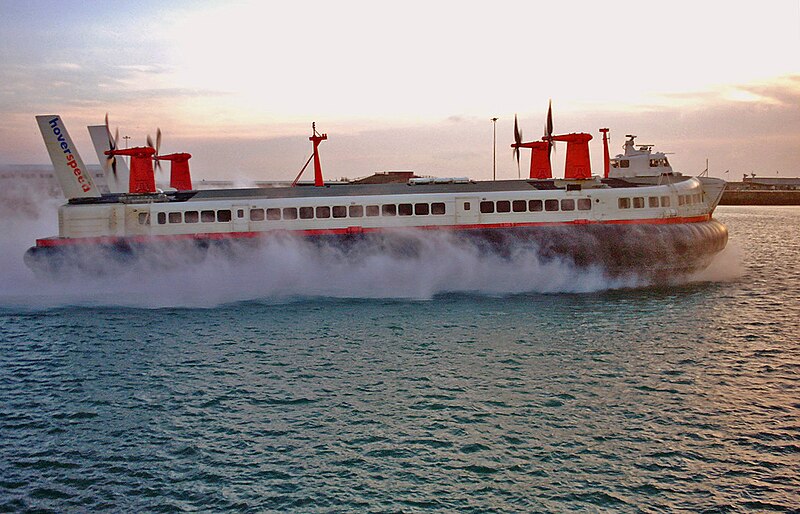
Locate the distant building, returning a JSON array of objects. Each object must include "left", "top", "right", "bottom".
[{"left": 742, "top": 176, "right": 800, "bottom": 190}]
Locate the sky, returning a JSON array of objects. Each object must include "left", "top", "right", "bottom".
[{"left": 0, "top": 0, "right": 798, "bottom": 181}]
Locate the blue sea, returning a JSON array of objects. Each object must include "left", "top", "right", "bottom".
[{"left": 1, "top": 205, "right": 798, "bottom": 512}]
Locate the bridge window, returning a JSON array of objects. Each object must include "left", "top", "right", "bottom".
[
  {"left": 267, "top": 208, "right": 281, "bottom": 220},
  {"left": 366, "top": 205, "right": 379, "bottom": 217},
  {"left": 496, "top": 200, "right": 511, "bottom": 213},
  {"left": 529, "top": 200, "right": 543, "bottom": 212},
  {"left": 618, "top": 198, "right": 631, "bottom": 209},
  {"left": 414, "top": 203, "right": 429, "bottom": 215},
  {"left": 611, "top": 159, "right": 619, "bottom": 168},
  {"left": 299, "top": 207, "right": 314, "bottom": 219},
  {"left": 316, "top": 206, "right": 331, "bottom": 218},
  {"left": 398, "top": 203, "right": 413, "bottom": 216},
  {"left": 663, "top": 158, "right": 670, "bottom": 167},
  {"left": 648, "top": 197, "right": 659, "bottom": 208},
  {"left": 250, "top": 209, "right": 265, "bottom": 221},
  {"left": 349, "top": 205, "right": 364, "bottom": 217},
  {"left": 545, "top": 199, "right": 559, "bottom": 211},
  {"left": 577, "top": 198, "right": 592, "bottom": 210},
  {"left": 185, "top": 211, "right": 199, "bottom": 223},
  {"left": 332, "top": 206, "right": 347, "bottom": 218},
  {"left": 168, "top": 212, "right": 182, "bottom": 223},
  {"left": 201, "top": 210, "right": 215, "bottom": 222},
  {"left": 620, "top": 160, "right": 630, "bottom": 168},
  {"left": 431, "top": 202, "right": 446, "bottom": 215},
  {"left": 632, "top": 197, "right": 645, "bottom": 208},
  {"left": 650, "top": 159, "right": 659, "bottom": 167},
  {"left": 480, "top": 201, "right": 494, "bottom": 213},
  {"left": 382, "top": 204, "right": 396, "bottom": 216},
  {"left": 560, "top": 199, "right": 575, "bottom": 211}
]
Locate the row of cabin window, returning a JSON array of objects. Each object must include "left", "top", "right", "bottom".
[
  {"left": 155, "top": 210, "right": 232, "bottom": 224},
  {"left": 678, "top": 193, "right": 703, "bottom": 206},
  {"left": 610, "top": 158, "right": 670, "bottom": 168},
  {"left": 152, "top": 202, "right": 448, "bottom": 225},
  {"left": 478, "top": 198, "right": 592, "bottom": 214},
  {"left": 251, "top": 202, "right": 446, "bottom": 221},
  {"left": 618, "top": 193, "right": 703, "bottom": 209}
]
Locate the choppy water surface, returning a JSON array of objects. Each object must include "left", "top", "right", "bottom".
[{"left": 0, "top": 206, "right": 798, "bottom": 512}]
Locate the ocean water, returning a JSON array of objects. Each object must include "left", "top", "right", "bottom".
[{"left": 0, "top": 205, "right": 798, "bottom": 512}]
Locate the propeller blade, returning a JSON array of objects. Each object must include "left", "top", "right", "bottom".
[
  {"left": 546, "top": 100, "right": 554, "bottom": 157},
  {"left": 156, "top": 128, "right": 161, "bottom": 156},
  {"left": 513, "top": 114, "right": 522, "bottom": 176},
  {"left": 146, "top": 134, "right": 154, "bottom": 149}
]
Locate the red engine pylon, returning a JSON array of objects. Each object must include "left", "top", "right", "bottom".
[
  {"left": 106, "top": 146, "right": 156, "bottom": 194},
  {"left": 510, "top": 140, "right": 552, "bottom": 179},
  {"left": 158, "top": 153, "right": 193, "bottom": 191},
  {"left": 551, "top": 133, "right": 593, "bottom": 180}
]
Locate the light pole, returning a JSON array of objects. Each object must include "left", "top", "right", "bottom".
[
  {"left": 491, "top": 117, "right": 498, "bottom": 181},
  {"left": 123, "top": 135, "right": 132, "bottom": 166}
]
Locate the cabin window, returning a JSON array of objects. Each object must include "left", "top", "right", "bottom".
[
  {"left": 414, "top": 203, "right": 429, "bottom": 215},
  {"left": 463, "top": 202, "right": 471, "bottom": 211},
  {"left": 660, "top": 196, "right": 670, "bottom": 207},
  {"left": 431, "top": 202, "right": 446, "bottom": 215},
  {"left": 316, "top": 206, "right": 331, "bottom": 218},
  {"left": 496, "top": 200, "right": 511, "bottom": 213},
  {"left": 366, "top": 205, "right": 380, "bottom": 217},
  {"left": 237, "top": 209, "right": 245, "bottom": 218},
  {"left": 577, "top": 198, "right": 592, "bottom": 210},
  {"left": 168, "top": 212, "right": 182, "bottom": 223},
  {"left": 157, "top": 212, "right": 166, "bottom": 224},
  {"left": 545, "top": 199, "right": 559, "bottom": 211},
  {"left": 620, "top": 160, "right": 630, "bottom": 168},
  {"left": 648, "top": 197, "right": 659, "bottom": 208},
  {"left": 299, "top": 207, "right": 314, "bottom": 219},
  {"left": 480, "top": 201, "right": 494, "bottom": 213},
  {"left": 349, "top": 205, "right": 364, "bottom": 217},
  {"left": 217, "top": 210, "right": 232, "bottom": 222},
  {"left": 138, "top": 212, "right": 150, "bottom": 225},
  {"left": 560, "top": 199, "right": 575, "bottom": 211},
  {"left": 381, "top": 204, "right": 396, "bottom": 216},
  {"left": 332, "top": 206, "right": 347, "bottom": 218},
  {"left": 529, "top": 199, "right": 543, "bottom": 212},
  {"left": 694, "top": 194, "right": 702, "bottom": 204},
  {"left": 618, "top": 198, "right": 631, "bottom": 209},
  {"left": 185, "top": 211, "right": 199, "bottom": 223},
  {"left": 201, "top": 210, "right": 215, "bottom": 222},
  {"left": 632, "top": 197, "right": 645, "bottom": 208},
  {"left": 512, "top": 200, "right": 526, "bottom": 212},
  {"left": 398, "top": 203, "right": 413, "bottom": 216},
  {"left": 266, "top": 208, "right": 281, "bottom": 220},
  {"left": 250, "top": 209, "right": 265, "bottom": 221},
  {"left": 282, "top": 207, "right": 297, "bottom": 220},
  {"left": 678, "top": 196, "right": 685, "bottom": 206}
]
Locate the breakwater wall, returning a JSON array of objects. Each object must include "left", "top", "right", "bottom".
[{"left": 720, "top": 190, "right": 800, "bottom": 206}]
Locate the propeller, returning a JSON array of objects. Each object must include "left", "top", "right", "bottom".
[
  {"left": 544, "top": 99, "right": 554, "bottom": 159},
  {"left": 104, "top": 112, "right": 120, "bottom": 177},
  {"left": 146, "top": 128, "right": 163, "bottom": 173},
  {"left": 513, "top": 114, "right": 522, "bottom": 177}
]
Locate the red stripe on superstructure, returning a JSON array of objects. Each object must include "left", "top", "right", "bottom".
[{"left": 35, "top": 214, "right": 712, "bottom": 248}]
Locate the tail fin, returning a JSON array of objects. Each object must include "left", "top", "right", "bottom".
[
  {"left": 36, "top": 115, "right": 102, "bottom": 199},
  {"left": 88, "top": 125, "right": 130, "bottom": 193}
]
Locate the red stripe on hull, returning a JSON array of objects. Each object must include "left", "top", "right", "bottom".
[{"left": 35, "top": 215, "right": 712, "bottom": 248}]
